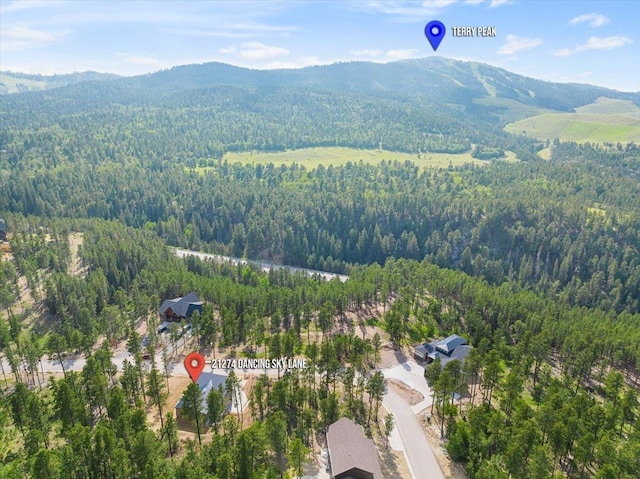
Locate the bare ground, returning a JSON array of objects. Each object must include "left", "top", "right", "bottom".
[
  {"left": 421, "top": 418, "right": 469, "bottom": 479},
  {"left": 68, "top": 232, "right": 85, "bottom": 276},
  {"left": 388, "top": 378, "right": 424, "bottom": 406}
]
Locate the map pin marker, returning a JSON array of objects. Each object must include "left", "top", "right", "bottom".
[
  {"left": 185, "top": 352, "right": 205, "bottom": 382},
  {"left": 425, "top": 20, "right": 446, "bottom": 51}
]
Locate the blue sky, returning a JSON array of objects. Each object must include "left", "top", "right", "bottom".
[{"left": 1, "top": 0, "right": 638, "bottom": 91}]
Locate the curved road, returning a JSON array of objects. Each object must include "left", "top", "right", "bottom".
[
  {"left": 174, "top": 248, "right": 349, "bottom": 282},
  {"left": 383, "top": 386, "right": 445, "bottom": 479}
]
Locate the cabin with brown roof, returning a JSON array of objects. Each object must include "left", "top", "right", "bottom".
[{"left": 326, "top": 417, "right": 383, "bottom": 479}]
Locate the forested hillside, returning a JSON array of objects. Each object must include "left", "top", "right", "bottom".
[
  {"left": 2, "top": 143, "right": 639, "bottom": 314},
  {"left": 1, "top": 58, "right": 639, "bottom": 479}
]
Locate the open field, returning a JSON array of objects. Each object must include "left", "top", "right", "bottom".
[
  {"left": 576, "top": 97, "right": 640, "bottom": 118},
  {"left": 473, "top": 97, "right": 556, "bottom": 123},
  {"left": 0, "top": 72, "right": 48, "bottom": 94},
  {"left": 537, "top": 147, "right": 551, "bottom": 160},
  {"left": 212, "top": 147, "right": 498, "bottom": 170},
  {"left": 506, "top": 97, "right": 640, "bottom": 144}
]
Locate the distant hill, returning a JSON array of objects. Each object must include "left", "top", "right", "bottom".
[
  {"left": 0, "top": 71, "right": 119, "bottom": 94},
  {"left": 2, "top": 58, "right": 639, "bottom": 171},
  {"left": 4, "top": 58, "right": 639, "bottom": 111}
]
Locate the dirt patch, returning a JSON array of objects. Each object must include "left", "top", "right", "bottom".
[
  {"left": 68, "top": 232, "right": 84, "bottom": 276},
  {"left": 379, "top": 343, "right": 412, "bottom": 370},
  {"left": 147, "top": 375, "right": 192, "bottom": 433},
  {"left": 388, "top": 379, "right": 424, "bottom": 406},
  {"left": 1, "top": 241, "right": 11, "bottom": 260}
]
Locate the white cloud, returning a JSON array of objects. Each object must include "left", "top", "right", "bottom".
[
  {"left": 352, "top": 49, "right": 383, "bottom": 57},
  {"left": 239, "top": 41, "right": 289, "bottom": 60},
  {"left": 0, "top": 0, "right": 66, "bottom": 14},
  {"left": 219, "top": 46, "right": 237, "bottom": 54},
  {"left": 569, "top": 13, "right": 610, "bottom": 28},
  {"left": 555, "top": 36, "right": 633, "bottom": 56},
  {"left": 228, "top": 23, "right": 301, "bottom": 33},
  {"left": 385, "top": 48, "right": 420, "bottom": 60},
  {"left": 422, "top": 0, "right": 457, "bottom": 7},
  {"left": 356, "top": 0, "right": 455, "bottom": 21},
  {"left": 2, "top": 26, "right": 57, "bottom": 43},
  {"left": 0, "top": 26, "right": 65, "bottom": 51},
  {"left": 497, "top": 34, "right": 542, "bottom": 55},
  {"left": 554, "top": 48, "right": 572, "bottom": 57},
  {"left": 489, "top": 0, "right": 511, "bottom": 6},
  {"left": 463, "top": 0, "right": 485, "bottom": 4}
]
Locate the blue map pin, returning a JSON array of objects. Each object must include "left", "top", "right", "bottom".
[{"left": 425, "top": 20, "right": 446, "bottom": 51}]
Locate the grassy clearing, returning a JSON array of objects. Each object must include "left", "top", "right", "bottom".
[
  {"left": 576, "top": 97, "right": 640, "bottom": 118},
  {"left": 209, "top": 147, "right": 492, "bottom": 170},
  {"left": 0, "top": 72, "right": 47, "bottom": 94},
  {"left": 506, "top": 113, "right": 640, "bottom": 144},
  {"left": 537, "top": 147, "right": 551, "bottom": 160},
  {"left": 505, "top": 96, "right": 640, "bottom": 144}
]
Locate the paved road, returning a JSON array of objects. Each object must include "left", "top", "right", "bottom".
[
  {"left": 383, "top": 386, "right": 445, "bottom": 479},
  {"left": 174, "top": 248, "right": 349, "bottom": 282},
  {"left": 0, "top": 350, "right": 298, "bottom": 381}
]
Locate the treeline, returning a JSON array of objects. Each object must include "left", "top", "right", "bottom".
[{"left": 2, "top": 144, "right": 640, "bottom": 314}]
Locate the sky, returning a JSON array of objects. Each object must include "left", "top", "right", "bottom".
[{"left": 1, "top": 0, "right": 639, "bottom": 92}]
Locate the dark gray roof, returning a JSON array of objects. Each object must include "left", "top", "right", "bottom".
[
  {"left": 450, "top": 345, "right": 472, "bottom": 362},
  {"left": 415, "top": 344, "right": 429, "bottom": 356},
  {"left": 0, "top": 219, "right": 6, "bottom": 233},
  {"left": 327, "top": 418, "right": 383, "bottom": 479},
  {"left": 175, "top": 372, "right": 227, "bottom": 412},
  {"left": 159, "top": 292, "right": 203, "bottom": 318},
  {"left": 434, "top": 334, "right": 467, "bottom": 354},
  {"left": 430, "top": 345, "right": 472, "bottom": 367}
]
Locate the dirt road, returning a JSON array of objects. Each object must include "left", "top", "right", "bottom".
[{"left": 174, "top": 248, "right": 348, "bottom": 282}]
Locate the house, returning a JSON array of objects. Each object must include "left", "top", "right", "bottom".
[
  {"left": 0, "top": 219, "right": 7, "bottom": 242},
  {"left": 414, "top": 334, "right": 472, "bottom": 367},
  {"left": 158, "top": 292, "right": 203, "bottom": 332},
  {"left": 175, "top": 371, "right": 229, "bottom": 425},
  {"left": 326, "top": 417, "right": 383, "bottom": 479}
]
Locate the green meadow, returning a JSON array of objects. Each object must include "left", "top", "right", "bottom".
[
  {"left": 506, "top": 97, "right": 640, "bottom": 144},
  {"left": 213, "top": 146, "right": 505, "bottom": 170}
]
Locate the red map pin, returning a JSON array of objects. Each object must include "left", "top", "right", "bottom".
[{"left": 185, "top": 352, "right": 205, "bottom": 382}]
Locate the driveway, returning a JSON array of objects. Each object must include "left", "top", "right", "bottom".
[{"left": 382, "top": 360, "right": 434, "bottom": 414}]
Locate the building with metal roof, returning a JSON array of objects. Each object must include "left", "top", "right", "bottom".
[
  {"left": 414, "top": 334, "right": 471, "bottom": 367},
  {"left": 159, "top": 292, "right": 203, "bottom": 323},
  {"left": 175, "top": 371, "right": 229, "bottom": 422}
]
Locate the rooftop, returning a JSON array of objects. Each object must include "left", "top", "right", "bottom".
[
  {"left": 175, "top": 371, "right": 227, "bottom": 413},
  {"left": 159, "top": 292, "right": 203, "bottom": 318},
  {"left": 327, "top": 417, "right": 383, "bottom": 479},
  {"left": 434, "top": 334, "right": 467, "bottom": 354}
]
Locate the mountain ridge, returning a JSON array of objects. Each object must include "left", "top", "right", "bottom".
[{"left": 3, "top": 58, "right": 639, "bottom": 108}]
